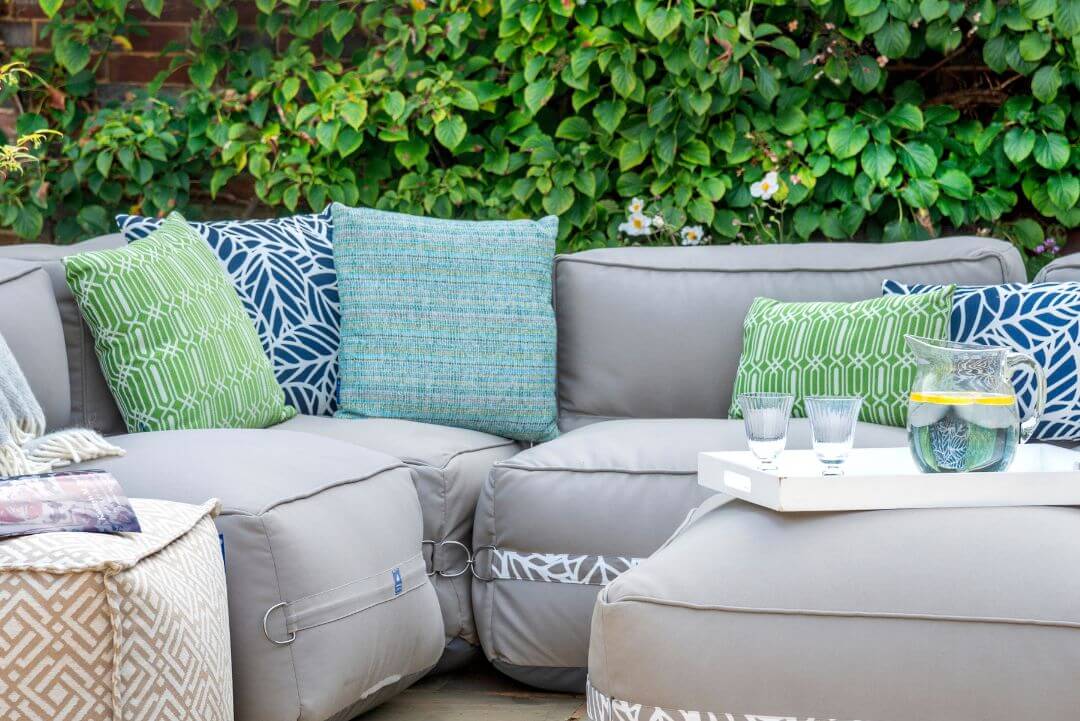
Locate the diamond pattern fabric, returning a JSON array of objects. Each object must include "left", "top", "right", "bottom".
[
  {"left": 64, "top": 213, "right": 295, "bottom": 432},
  {"left": 729, "top": 289, "right": 954, "bottom": 427}
]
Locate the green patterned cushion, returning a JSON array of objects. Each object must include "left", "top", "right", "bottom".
[
  {"left": 332, "top": 203, "right": 559, "bottom": 442},
  {"left": 63, "top": 213, "right": 295, "bottom": 432},
  {"left": 729, "top": 288, "right": 954, "bottom": 427}
]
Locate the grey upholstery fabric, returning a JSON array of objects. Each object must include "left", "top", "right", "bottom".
[
  {"left": 0, "top": 235, "right": 125, "bottom": 433},
  {"left": 588, "top": 500, "right": 1080, "bottom": 721},
  {"left": 1035, "top": 254, "right": 1080, "bottom": 282},
  {"left": 472, "top": 418, "right": 907, "bottom": 691},
  {"left": 275, "top": 414, "right": 519, "bottom": 661},
  {"left": 0, "top": 259, "right": 70, "bottom": 429},
  {"left": 69, "top": 429, "right": 444, "bottom": 721},
  {"left": 554, "top": 237, "right": 1025, "bottom": 428}
]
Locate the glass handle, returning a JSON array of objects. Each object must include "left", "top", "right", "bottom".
[{"left": 1006, "top": 352, "right": 1045, "bottom": 443}]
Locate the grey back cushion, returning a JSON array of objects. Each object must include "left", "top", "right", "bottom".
[
  {"left": 1034, "top": 255, "right": 1080, "bottom": 282},
  {"left": 0, "top": 234, "right": 126, "bottom": 434},
  {"left": 0, "top": 259, "right": 70, "bottom": 430},
  {"left": 554, "top": 236, "right": 1025, "bottom": 430}
]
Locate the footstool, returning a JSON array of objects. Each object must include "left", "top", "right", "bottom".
[
  {"left": 0, "top": 498, "right": 231, "bottom": 721},
  {"left": 587, "top": 496, "right": 1080, "bottom": 721}
]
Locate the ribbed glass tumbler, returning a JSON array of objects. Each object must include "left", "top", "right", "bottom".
[{"left": 737, "top": 392, "right": 795, "bottom": 471}]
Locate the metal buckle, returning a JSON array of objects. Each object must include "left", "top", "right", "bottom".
[
  {"left": 470, "top": 545, "right": 496, "bottom": 582},
  {"left": 423, "top": 539, "right": 473, "bottom": 578},
  {"left": 262, "top": 602, "right": 296, "bottom": 646}
]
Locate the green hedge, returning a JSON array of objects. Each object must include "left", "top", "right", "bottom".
[{"left": 5, "top": 0, "right": 1079, "bottom": 273}]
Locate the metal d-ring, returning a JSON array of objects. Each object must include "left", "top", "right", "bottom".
[
  {"left": 438, "top": 540, "right": 472, "bottom": 578},
  {"left": 262, "top": 602, "right": 296, "bottom": 646},
  {"left": 470, "top": 545, "right": 496, "bottom": 582}
]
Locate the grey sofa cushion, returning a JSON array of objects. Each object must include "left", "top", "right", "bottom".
[
  {"left": 472, "top": 418, "right": 907, "bottom": 691},
  {"left": 589, "top": 500, "right": 1080, "bottom": 721},
  {"left": 275, "top": 414, "right": 519, "bottom": 658},
  {"left": 554, "top": 237, "right": 1025, "bottom": 429},
  {"left": 0, "top": 235, "right": 126, "bottom": 433},
  {"left": 1035, "top": 254, "right": 1080, "bottom": 282},
  {"left": 0, "top": 259, "right": 70, "bottom": 429},
  {"left": 71, "top": 429, "right": 444, "bottom": 721}
]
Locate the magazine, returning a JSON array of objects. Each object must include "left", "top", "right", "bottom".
[{"left": 0, "top": 469, "right": 140, "bottom": 539}]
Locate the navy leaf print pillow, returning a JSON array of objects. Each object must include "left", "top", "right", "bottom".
[
  {"left": 884, "top": 279, "right": 1080, "bottom": 441},
  {"left": 117, "top": 209, "right": 339, "bottom": 417}
]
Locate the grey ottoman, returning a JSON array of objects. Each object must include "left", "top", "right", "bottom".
[{"left": 587, "top": 496, "right": 1080, "bottom": 721}]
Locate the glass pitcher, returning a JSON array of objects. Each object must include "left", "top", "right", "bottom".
[{"left": 905, "top": 335, "right": 1046, "bottom": 473}]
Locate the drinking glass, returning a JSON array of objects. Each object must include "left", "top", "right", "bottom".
[
  {"left": 805, "top": 396, "right": 862, "bottom": 475},
  {"left": 737, "top": 392, "right": 794, "bottom": 470}
]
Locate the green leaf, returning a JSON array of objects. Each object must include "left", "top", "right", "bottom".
[
  {"left": 435, "top": 115, "right": 467, "bottom": 150},
  {"left": 594, "top": 100, "right": 626, "bottom": 135},
  {"left": 555, "top": 116, "right": 591, "bottom": 141},
  {"left": 687, "top": 198, "right": 714, "bottom": 224},
  {"left": 383, "top": 91, "right": 406, "bottom": 120},
  {"left": 189, "top": 59, "right": 217, "bottom": 89},
  {"left": 393, "top": 137, "right": 428, "bottom": 168},
  {"left": 645, "top": 7, "right": 681, "bottom": 40},
  {"left": 38, "top": 0, "right": 63, "bottom": 17},
  {"left": 141, "top": 0, "right": 163, "bottom": 17},
  {"left": 793, "top": 206, "right": 820, "bottom": 239},
  {"left": 900, "top": 178, "right": 940, "bottom": 208},
  {"left": 330, "top": 10, "right": 355, "bottom": 42},
  {"left": 899, "top": 141, "right": 938, "bottom": 177},
  {"left": 845, "top": 0, "right": 881, "bottom": 17},
  {"left": 95, "top": 151, "right": 113, "bottom": 178},
  {"left": 861, "top": 143, "right": 896, "bottom": 183},
  {"left": 55, "top": 38, "right": 91, "bottom": 74},
  {"left": 1010, "top": 218, "right": 1045, "bottom": 246},
  {"left": 885, "top": 103, "right": 924, "bottom": 131},
  {"left": 875, "top": 21, "right": 911, "bottom": 58},
  {"left": 520, "top": 4, "right": 542, "bottom": 33},
  {"left": 1018, "top": 31, "right": 1052, "bottom": 61},
  {"left": 1056, "top": 0, "right": 1080, "bottom": 36},
  {"left": 1021, "top": 0, "right": 1055, "bottom": 19},
  {"left": 755, "top": 65, "right": 779, "bottom": 104},
  {"left": 850, "top": 56, "right": 882, "bottom": 93},
  {"left": 1048, "top": 174, "right": 1080, "bottom": 210},
  {"left": 1031, "top": 65, "right": 1062, "bottom": 103},
  {"left": 281, "top": 77, "right": 300, "bottom": 103},
  {"left": 619, "top": 139, "right": 648, "bottom": 170},
  {"left": 680, "top": 139, "right": 711, "bottom": 166},
  {"left": 543, "top": 186, "right": 575, "bottom": 215},
  {"left": 775, "top": 107, "right": 807, "bottom": 136},
  {"left": 341, "top": 100, "right": 368, "bottom": 130},
  {"left": 524, "top": 78, "right": 555, "bottom": 114},
  {"left": 13, "top": 205, "right": 42, "bottom": 239},
  {"left": 1003, "top": 128, "right": 1036, "bottom": 164},
  {"left": 827, "top": 119, "right": 870, "bottom": 159},
  {"left": 919, "top": 0, "right": 949, "bottom": 20},
  {"left": 1034, "top": 132, "right": 1069, "bottom": 170},
  {"left": 611, "top": 63, "right": 637, "bottom": 97},
  {"left": 316, "top": 120, "right": 340, "bottom": 151},
  {"left": 937, "top": 168, "right": 974, "bottom": 199}
]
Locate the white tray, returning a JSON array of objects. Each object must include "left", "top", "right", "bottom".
[{"left": 698, "top": 446, "right": 1080, "bottom": 512}]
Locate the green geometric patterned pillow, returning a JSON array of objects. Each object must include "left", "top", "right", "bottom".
[
  {"left": 331, "top": 203, "right": 559, "bottom": 442},
  {"left": 729, "top": 288, "right": 954, "bottom": 427},
  {"left": 63, "top": 213, "right": 296, "bottom": 432}
]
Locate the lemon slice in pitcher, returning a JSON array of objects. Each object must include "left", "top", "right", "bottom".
[{"left": 909, "top": 391, "right": 1015, "bottom": 406}]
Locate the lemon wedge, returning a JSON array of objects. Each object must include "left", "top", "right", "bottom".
[{"left": 909, "top": 391, "right": 1015, "bottom": 406}]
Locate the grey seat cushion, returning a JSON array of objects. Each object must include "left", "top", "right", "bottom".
[
  {"left": 275, "top": 414, "right": 519, "bottom": 659},
  {"left": 473, "top": 418, "right": 907, "bottom": 691},
  {"left": 589, "top": 499, "right": 1080, "bottom": 721},
  {"left": 0, "top": 259, "right": 70, "bottom": 429},
  {"left": 0, "top": 235, "right": 126, "bottom": 433},
  {"left": 71, "top": 429, "right": 444, "bottom": 721}
]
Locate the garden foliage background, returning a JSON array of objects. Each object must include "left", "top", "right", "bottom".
[{"left": 2, "top": 0, "right": 1079, "bottom": 272}]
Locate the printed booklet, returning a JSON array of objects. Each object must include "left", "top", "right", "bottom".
[{"left": 0, "top": 469, "right": 140, "bottom": 539}]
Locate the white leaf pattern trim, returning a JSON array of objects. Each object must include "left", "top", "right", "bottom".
[
  {"left": 117, "top": 209, "right": 339, "bottom": 416},
  {"left": 587, "top": 680, "right": 868, "bottom": 721},
  {"left": 490, "top": 549, "right": 643, "bottom": 586}
]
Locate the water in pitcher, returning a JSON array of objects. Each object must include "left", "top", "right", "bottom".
[{"left": 907, "top": 391, "right": 1020, "bottom": 473}]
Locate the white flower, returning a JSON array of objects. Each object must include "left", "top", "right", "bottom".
[
  {"left": 627, "top": 197, "right": 645, "bottom": 214},
  {"left": 750, "top": 171, "right": 780, "bottom": 201},
  {"left": 618, "top": 212, "right": 653, "bottom": 236},
  {"left": 652, "top": 214, "right": 664, "bottom": 228},
  {"left": 680, "top": 225, "right": 706, "bottom": 246}
]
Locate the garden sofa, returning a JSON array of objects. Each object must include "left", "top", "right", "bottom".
[{"left": 3, "top": 232, "right": 1069, "bottom": 719}]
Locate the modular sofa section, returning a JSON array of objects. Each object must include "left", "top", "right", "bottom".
[
  {"left": 276, "top": 414, "right": 520, "bottom": 668},
  {"left": 589, "top": 501, "right": 1080, "bottom": 721},
  {"left": 71, "top": 429, "right": 444, "bottom": 721},
  {"left": 554, "top": 237, "right": 1026, "bottom": 430}
]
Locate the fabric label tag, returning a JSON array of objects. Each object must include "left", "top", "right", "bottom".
[{"left": 392, "top": 567, "right": 403, "bottom": 595}]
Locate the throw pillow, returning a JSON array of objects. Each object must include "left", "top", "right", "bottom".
[
  {"left": 331, "top": 203, "right": 559, "bottom": 442},
  {"left": 116, "top": 208, "right": 338, "bottom": 416},
  {"left": 883, "top": 280, "right": 1080, "bottom": 441},
  {"left": 729, "top": 288, "right": 954, "bottom": 427},
  {"left": 65, "top": 213, "right": 296, "bottom": 432}
]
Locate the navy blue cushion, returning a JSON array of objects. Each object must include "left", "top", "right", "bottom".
[{"left": 117, "top": 210, "right": 338, "bottom": 416}]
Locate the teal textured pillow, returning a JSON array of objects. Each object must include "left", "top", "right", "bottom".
[
  {"left": 63, "top": 213, "right": 296, "bottom": 432},
  {"left": 729, "top": 288, "right": 954, "bottom": 427},
  {"left": 331, "top": 204, "right": 559, "bottom": 442}
]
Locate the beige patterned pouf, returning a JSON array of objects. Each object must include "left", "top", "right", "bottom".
[{"left": 0, "top": 498, "right": 232, "bottom": 721}]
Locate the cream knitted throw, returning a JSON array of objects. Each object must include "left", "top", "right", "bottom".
[{"left": 0, "top": 330, "right": 124, "bottom": 477}]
